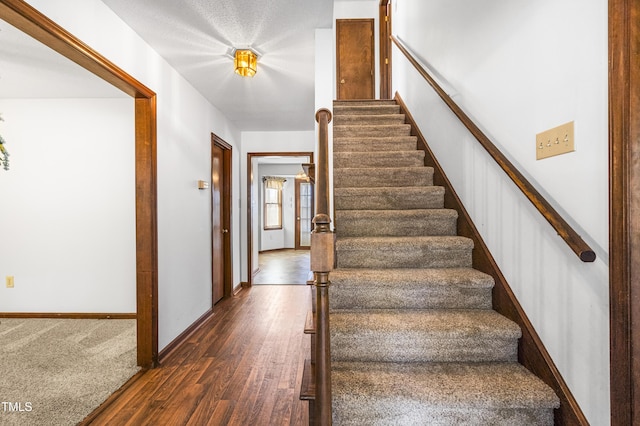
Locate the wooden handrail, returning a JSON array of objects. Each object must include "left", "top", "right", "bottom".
[
  {"left": 311, "top": 108, "right": 334, "bottom": 425},
  {"left": 391, "top": 35, "right": 596, "bottom": 262}
]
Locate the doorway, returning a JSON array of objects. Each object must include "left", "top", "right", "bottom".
[
  {"left": 246, "top": 152, "right": 313, "bottom": 286},
  {"left": 0, "top": 1, "right": 157, "bottom": 368},
  {"left": 336, "top": 18, "right": 375, "bottom": 100},
  {"left": 211, "top": 134, "right": 232, "bottom": 304}
]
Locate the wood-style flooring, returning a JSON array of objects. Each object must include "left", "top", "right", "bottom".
[
  {"left": 86, "top": 285, "right": 311, "bottom": 425},
  {"left": 253, "top": 250, "right": 311, "bottom": 285}
]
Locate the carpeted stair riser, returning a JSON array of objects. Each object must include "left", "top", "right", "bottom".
[
  {"left": 330, "top": 268, "right": 494, "bottom": 310},
  {"left": 334, "top": 124, "right": 412, "bottom": 138},
  {"left": 331, "top": 310, "right": 520, "bottom": 363},
  {"left": 334, "top": 187, "right": 445, "bottom": 210},
  {"left": 335, "top": 209, "right": 458, "bottom": 237},
  {"left": 333, "top": 136, "right": 418, "bottom": 152},
  {"left": 336, "top": 236, "right": 473, "bottom": 269},
  {"left": 328, "top": 99, "right": 559, "bottom": 425},
  {"left": 333, "top": 114, "right": 407, "bottom": 126},
  {"left": 334, "top": 151, "right": 425, "bottom": 168},
  {"left": 333, "top": 105, "right": 400, "bottom": 116},
  {"left": 334, "top": 167, "right": 433, "bottom": 188},
  {"left": 334, "top": 100, "right": 398, "bottom": 107},
  {"left": 332, "top": 362, "right": 558, "bottom": 426}
]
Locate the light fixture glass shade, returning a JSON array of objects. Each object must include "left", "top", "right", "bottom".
[{"left": 234, "top": 49, "right": 257, "bottom": 77}]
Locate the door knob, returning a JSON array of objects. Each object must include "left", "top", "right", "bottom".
[
  {"left": 222, "top": 229, "right": 229, "bottom": 233},
  {"left": 297, "top": 217, "right": 301, "bottom": 221},
  {"left": 340, "top": 79, "right": 345, "bottom": 84}
]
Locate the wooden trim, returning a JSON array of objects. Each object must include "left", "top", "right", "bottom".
[
  {"left": 609, "top": 0, "right": 640, "bottom": 424},
  {"left": 396, "top": 93, "right": 588, "bottom": 425},
  {"left": 246, "top": 152, "right": 314, "bottom": 286},
  {"left": 379, "top": 1, "right": 392, "bottom": 99},
  {"left": 212, "top": 134, "right": 233, "bottom": 299},
  {"left": 135, "top": 97, "right": 158, "bottom": 368},
  {"left": 0, "top": 0, "right": 158, "bottom": 368},
  {"left": 391, "top": 35, "right": 596, "bottom": 263},
  {"left": 157, "top": 309, "right": 214, "bottom": 364},
  {"left": 0, "top": 313, "right": 136, "bottom": 319},
  {"left": 0, "top": 1, "right": 154, "bottom": 98}
]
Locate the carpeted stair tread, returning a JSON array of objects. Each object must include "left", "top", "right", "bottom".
[
  {"left": 324, "top": 99, "right": 559, "bottom": 424},
  {"left": 336, "top": 236, "right": 473, "bottom": 269},
  {"left": 334, "top": 167, "right": 434, "bottom": 188},
  {"left": 334, "top": 151, "right": 425, "bottom": 168},
  {"left": 336, "top": 209, "right": 458, "bottom": 237},
  {"left": 332, "top": 362, "right": 559, "bottom": 425},
  {"left": 334, "top": 114, "right": 406, "bottom": 126},
  {"left": 330, "top": 268, "right": 494, "bottom": 310},
  {"left": 333, "top": 136, "right": 418, "bottom": 152},
  {"left": 331, "top": 309, "right": 520, "bottom": 363},
  {"left": 334, "top": 124, "right": 412, "bottom": 137},
  {"left": 334, "top": 186, "right": 445, "bottom": 210}
]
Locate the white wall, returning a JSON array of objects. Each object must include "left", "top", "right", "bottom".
[
  {"left": 24, "top": 0, "right": 243, "bottom": 351},
  {"left": 240, "top": 131, "right": 315, "bottom": 281},
  {"left": 392, "top": 1, "right": 609, "bottom": 424},
  {"left": 0, "top": 98, "right": 135, "bottom": 313}
]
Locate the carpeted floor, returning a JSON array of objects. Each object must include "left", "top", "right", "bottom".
[{"left": 0, "top": 318, "right": 139, "bottom": 426}]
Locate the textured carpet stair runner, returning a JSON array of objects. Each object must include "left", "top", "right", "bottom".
[{"left": 330, "top": 100, "right": 559, "bottom": 425}]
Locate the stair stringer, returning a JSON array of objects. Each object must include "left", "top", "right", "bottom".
[{"left": 395, "top": 93, "right": 589, "bottom": 426}]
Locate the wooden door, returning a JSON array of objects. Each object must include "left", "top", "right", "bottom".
[
  {"left": 336, "top": 19, "right": 375, "bottom": 100},
  {"left": 295, "top": 178, "right": 313, "bottom": 249},
  {"left": 211, "top": 136, "right": 232, "bottom": 304}
]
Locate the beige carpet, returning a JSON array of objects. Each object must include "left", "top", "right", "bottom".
[{"left": 0, "top": 318, "right": 139, "bottom": 425}]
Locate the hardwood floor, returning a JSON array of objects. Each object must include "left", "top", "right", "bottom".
[
  {"left": 86, "top": 286, "right": 311, "bottom": 425},
  {"left": 253, "top": 250, "right": 311, "bottom": 285}
]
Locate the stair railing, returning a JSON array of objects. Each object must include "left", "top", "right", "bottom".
[
  {"left": 391, "top": 35, "right": 596, "bottom": 262},
  {"left": 311, "top": 108, "right": 334, "bottom": 425}
]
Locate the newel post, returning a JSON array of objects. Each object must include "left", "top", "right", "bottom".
[{"left": 312, "top": 108, "right": 333, "bottom": 425}]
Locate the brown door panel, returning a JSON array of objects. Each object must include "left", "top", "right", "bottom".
[{"left": 337, "top": 19, "right": 375, "bottom": 100}]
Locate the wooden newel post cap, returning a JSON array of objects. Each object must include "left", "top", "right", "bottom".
[{"left": 315, "top": 108, "right": 333, "bottom": 124}]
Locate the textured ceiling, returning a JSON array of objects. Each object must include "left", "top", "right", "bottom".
[{"left": 102, "top": 0, "right": 334, "bottom": 131}]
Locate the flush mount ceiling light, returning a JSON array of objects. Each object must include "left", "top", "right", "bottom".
[{"left": 233, "top": 48, "right": 258, "bottom": 77}]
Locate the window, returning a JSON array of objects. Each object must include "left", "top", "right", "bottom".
[{"left": 263, "top": 177, "right": 285, "bottom": 230}]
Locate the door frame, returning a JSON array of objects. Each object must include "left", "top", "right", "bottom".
[
  {"left": 609, "top": 0, "right": 640, "bottom": 423},
  {"left": 336, "top": 18, "right": 376, "bottom": 100},
  {"left": 211, "top": 134, "right": 233, "bottom": 301},
  {"left": 294, "top": 178, "right": 313, "bottom": 250},
  {"left": 246, "top": 152, "right": 313, "bottom": 286},
  {"left": 0, "top": 0, "right": 158, "bottom": 368},
  {"left": 379, "top": 1, "right": 392, "bottom": 99}
]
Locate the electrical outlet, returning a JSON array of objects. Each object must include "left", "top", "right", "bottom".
[
  {"left": 6, "top": 276, "right": 14, "bottom": 288},
  {"left": 536, "top": 121, "right": 575, "bottom": 160}
]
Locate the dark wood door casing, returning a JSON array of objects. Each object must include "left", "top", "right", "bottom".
[
  {"left": 336, "top": 19, "right": 375, "bottom": 100},
  {"left": 379, "top": 1, "right": 392, "bottom": 99},
  {"left": 211, "top": 134, "right": 232, "bottom": 303},
  {"left": 609, "top": 0, "right": 640, "bottom": 424}
]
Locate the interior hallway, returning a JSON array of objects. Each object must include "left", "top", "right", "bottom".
[{"left": 85, "top": 286, "right": 310, "bottom": 425}]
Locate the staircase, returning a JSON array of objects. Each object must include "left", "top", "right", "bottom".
[{"left": 329, "top": 100, "right": 560, "bottom": 425}]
